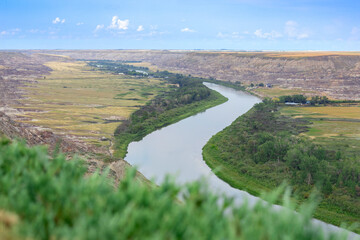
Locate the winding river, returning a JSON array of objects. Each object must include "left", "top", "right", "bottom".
[{"left": 125, "top": 82, "right": 359, "bottom": 239}]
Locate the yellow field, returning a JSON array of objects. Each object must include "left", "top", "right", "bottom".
[
  {"left": 285, "top": 106, "right": 360, "bottom": 119},
  {"left": 15, "top": 61, "right": 169, "bottom": 147},
  {"left": 281, "top": 104, "right": 360, "bottom": 156},
  {"left": 252, "top": 87, "right": 318, "bottom": 98}
]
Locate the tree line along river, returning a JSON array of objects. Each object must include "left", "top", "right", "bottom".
[{"left": 124, "top": 82, "right": 359, "bottom": 239}]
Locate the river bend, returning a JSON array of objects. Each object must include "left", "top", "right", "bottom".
[{"left": 125, "top": 82, "right": 359, "bottom": 239}]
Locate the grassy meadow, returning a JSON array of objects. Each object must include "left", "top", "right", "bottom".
[
  {"left": 14, "top": 61, "right": 169, "bottom": 148},
  {"left": 252, "top": 86, "right": 319, "bottom": 99},
  {"left": 281, "top": 104, "right": 360, "bottom": 157}
]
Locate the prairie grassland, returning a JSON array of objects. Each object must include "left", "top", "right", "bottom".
[
  {"left": 281, "top": 104, "right": 360, "bottom": 157},
  {"left": 282, "top": 106, "right": 360, "bottom": 119},
  {"left": 15, "top": 61, "right": 169, "bottom": 147},
  {"left": 252, "top": 86, "right": 318, "bottom": 98}
]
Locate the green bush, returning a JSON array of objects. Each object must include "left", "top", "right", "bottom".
[{"left": 0, "top": 139, "right": 347, "bottom": 239}]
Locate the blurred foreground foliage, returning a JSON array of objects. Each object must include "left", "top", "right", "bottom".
[{"left": 0, "top": 138, "right": 348, "bottom": 240}]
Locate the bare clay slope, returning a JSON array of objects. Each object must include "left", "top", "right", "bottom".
[{"left": 30, "top": 50, "right": 360, "bottom": 100}]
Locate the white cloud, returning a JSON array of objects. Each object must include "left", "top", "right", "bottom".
[
  {"left": 52, "top": 17, "right": 65, "bottom": 24},
  {"left": 0, "top": 28, "right": 21, "bottom": 36},
  {"left": 254, "top": 29, "right": 282, "bottom": 39},
  {"left": 181, "top": 27, "right": 196, "bottom": 33},
  {"left": 137, "top": 25, "right": 144, "bottom": 32},
  {"left": 252, "top": 21, "right": 309, "bottom": 40},
  {"left": 94, "top": 24, "right": 104, "bottom": 32},
  {"left": 284, "top": 20, "right": 308, "bottom": 39},
  {"left": 108, "top": 16, "right": 129, "bottom": 30},
  {"left": 76, "top": 22, "right": 84, "bottom": 26}
]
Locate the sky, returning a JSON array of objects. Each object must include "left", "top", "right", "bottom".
[{"left": 1, "top": 0, "right": 360, "bottom": 50}]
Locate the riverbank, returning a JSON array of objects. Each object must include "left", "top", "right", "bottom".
[
  {"left": 202, "top": 100, "right": 360, "bottom": 233},
  {"left": 114, "top": 85, "right": 228, "bottom": 158},
  {"left": 1, "top": 138, "right": 346, "bottom": 240}
]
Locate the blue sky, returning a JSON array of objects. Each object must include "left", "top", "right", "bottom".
[{"left": 1, "top": 0, "right": 360, "bottom": 50}]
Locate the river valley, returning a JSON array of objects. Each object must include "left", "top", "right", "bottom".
[{"left": 125, "top": 83, "right": 359, "bottom": 239}]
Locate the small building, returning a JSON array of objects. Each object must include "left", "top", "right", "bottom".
[
  {"left": 266, "top": 83, "right": 273, "bottom": 88},
  {"left": 135, "top": 70, "right": 148, "bottom": 75},
  {"left": 285, "top": 102, "right": 300, "bottom": 106}
]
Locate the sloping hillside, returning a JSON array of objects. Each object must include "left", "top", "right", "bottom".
[{"left": 27, "top": 50, "right": 360, "bottom": 100}]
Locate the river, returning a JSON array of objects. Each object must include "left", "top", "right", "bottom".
[{"left": 125, "top": 82, "right": 359, "bottom": 239}]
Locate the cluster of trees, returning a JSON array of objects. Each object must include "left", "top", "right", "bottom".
[
  {"left": 114, "top": 77, "right": 215, "bottom": 156},
  {"left": 204, "top": 100, "right": 360, "bottom": 224},
  {"left": 278, "top": 95, "right": 307, "bottom": 104},
  {"left": 250, "top": 83, "right": 265, "bottom": 87},
  {"left": 124, "top": 80, "right": 211, "bottom": 127},
  {"left": 309, "top": 96, "right": 330, "bottom": 105},
  {"left": 276, "top": 94, "right": 331, "bottom": 105},
  {"left": 0, "top": 138, "right": 344, "bottom": 239},
  {"left": 88, "top": 60, "right": 149, "bottom": 76}
]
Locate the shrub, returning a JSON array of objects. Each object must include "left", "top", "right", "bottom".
[{"left": 0, "top": 139, "right": 346, "bottom": 240}]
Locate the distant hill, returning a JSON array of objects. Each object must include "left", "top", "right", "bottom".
[{"left": 24, "top": 50, "right": 360, "bottom": 100}]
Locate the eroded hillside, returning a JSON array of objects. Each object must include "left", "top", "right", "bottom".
[
  {"left": 27, "top": 50, "right": 360, "bottom": 100},
  {"left": 0, "top": 52, "right": 146, "bottom": 183}
]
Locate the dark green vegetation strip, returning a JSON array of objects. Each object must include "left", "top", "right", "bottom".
[
  {"left": 0, "top": 138, "right": 347, "bottom": 239},
  {"left": 203, "top": 100, "right": 360, "bottom": 233},
  {"left": 114, "top": 87, "right": 226, "bottom": 158},
  {"left": 87, "top": 61, "right": 230, "bottom": 158}
]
